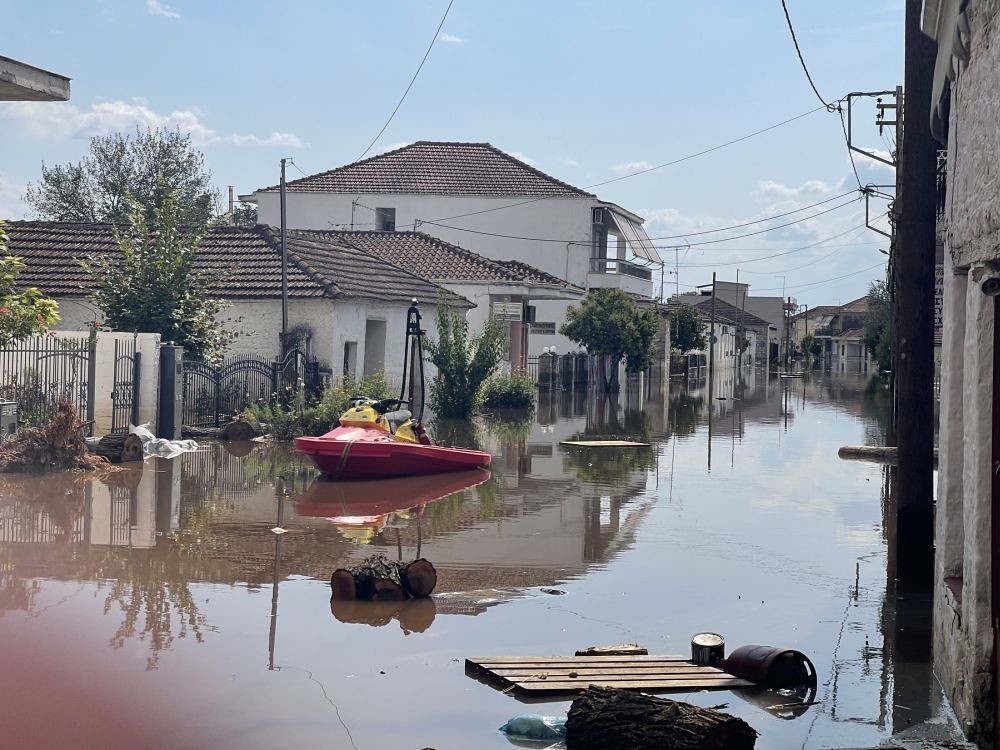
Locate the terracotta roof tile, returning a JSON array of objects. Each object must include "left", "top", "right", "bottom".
[
  {"left": 3, "top": 222, "right": 467, "bottom": 307},
  {"left": 690, "top": 297, "right": 771, "bottom": 329},
  {"left": 259, "top": 141, "right": 594, "bottom": 198}
]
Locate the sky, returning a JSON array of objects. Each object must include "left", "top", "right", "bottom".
[{"left": 0, "top": 0, "right": 903, "bottom": 308}]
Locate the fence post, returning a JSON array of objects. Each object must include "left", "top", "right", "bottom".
[
  {"left": 158, "top": 346, "right": 184, "bottom": 440},
  {"left": 86, "top": 327, "right": 97, "bottom": 435},
  {"left": 131, "top": 350, "right": 142, "bottom": 427}
]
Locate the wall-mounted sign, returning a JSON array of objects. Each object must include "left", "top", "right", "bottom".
[
  {"left": 492, "top": 302, "right": 524, "bottom": 321},
  {"left": 934, "top": 264, "right": 944, "bottom": 343},
  {"left": 530, "top": 322, "right": 556, "bottom": 335}
]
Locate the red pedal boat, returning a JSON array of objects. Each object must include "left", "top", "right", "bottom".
[
  {"left": 295, "top": 425, "right": 491, "bottom": 480},
  {"left": 294, "top": 300, "right": 492, "bottom": 481}
]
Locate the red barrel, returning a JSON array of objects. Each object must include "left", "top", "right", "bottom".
[{"left": 723, "top": 645, "right": 817, "bottom": 688}]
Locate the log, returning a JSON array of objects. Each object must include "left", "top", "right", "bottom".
[
  {"left": 837, "top": 445, "right": 898, "bottom": 464},
  {"left": 565, "top": 686, "right": 758, "bottom": 750},
  {"left": 401, "top": 558, "right": 437, "bottom": 597},
  {"left": 575, "top": 644, "right": 649, "bottom": 657},
  {"left": 92, "top": 433, "right": 144, "bottom": 463},
  {"left": 330, "top": 554, "right": 437, "bottom": 601}
]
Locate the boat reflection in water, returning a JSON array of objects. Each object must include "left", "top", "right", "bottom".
[{"left": 294, "top": 469, "right": 490, "bottom": 544}]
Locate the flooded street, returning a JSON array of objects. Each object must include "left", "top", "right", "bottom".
[{"left": 0, "top": 371, "right": 948, "bottom": 749}]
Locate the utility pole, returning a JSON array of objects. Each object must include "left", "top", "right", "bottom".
[
  {"left": 733, "top": 269, "right": 740, "bottom": 373},
  {"left": 893, "top": 0, "right": 937, "bottom": 589},
  {"left": 280, "top": 158, "right": 289, "bottom": 355},
  {"left": 227, "top": 186, "right": 234, "bottom": 226},
  {"left": 708, "top": 272, "right": 717, "bottom": 399}
]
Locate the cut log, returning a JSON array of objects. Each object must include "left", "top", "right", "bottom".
[
  {"left": 837, "top": 445, "right": 898, "bottom": 464},
  {"left": 330, "top": 553, "right": 437, "bottom": 600},
  {"left": 92, "top": 433, "right": 144, "bottom": 463},
  {"left": 401, "top": 558, "right": 437, "bottom": 597},
  {"left": 565, "top": 686, "right": 758, "bottom": 750}
]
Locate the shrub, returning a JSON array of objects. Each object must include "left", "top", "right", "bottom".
[
  {"left": 242, "top": 371, "right": 395, "bottom": 441},
  {"left": 426, "top": 306, "right": 506, "bottom": 419},
  {"left": 479, "top": 372, "right": 536, "bottom": 410}
]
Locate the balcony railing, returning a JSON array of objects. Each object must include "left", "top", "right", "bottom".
[{"left": 589, "top": 257, "right": 653, "bottom": 281}]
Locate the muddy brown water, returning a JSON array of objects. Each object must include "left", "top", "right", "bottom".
[{"left": 0, "top": 372, "right": 950, "bottom": 748}]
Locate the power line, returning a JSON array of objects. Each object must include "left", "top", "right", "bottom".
[
  {"left": 417, "top": 195, "right": 860, "bottom": 247},
  {"left": 779, "top": 0, "right": 836, "bottom": 111},
  {"left": 750, "top": 261, "right": 887, "bottom": 293},
  {"left": 838, "top": 107, "right": 863, "bottom": 189},
  {"left": 413, "top": 105, "right": 827, "bottom": 226},
  {"left": 354, "top": 0, "right": 456, "bottom": 162}
]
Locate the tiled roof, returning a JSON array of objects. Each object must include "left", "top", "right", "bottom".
[
  {"left": 3, "top": 222, "right": 467, "bottom": 306},
  {"left": 293, "top": 229, "right": 579, "bottom": 290},
  {"left": 259, "top": 141, "right": 595, "bottom": 198},
  {"left": 690, "top": 297, "right": 771, "bottom": 329},
  {"left": 835, "top": 328, "right": 866, "bottom": 340}
]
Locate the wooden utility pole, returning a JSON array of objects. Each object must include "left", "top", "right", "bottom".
[
  {"left": 893, "top": 0, "right": 937, "bottom": 589},
  {"left": 280, "top": 158, "right": 289, "bottom": 355},
  {"left": 708, "top": 272, "right": 717, "bottom": 397}
]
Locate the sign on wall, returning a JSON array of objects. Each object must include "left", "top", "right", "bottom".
[
  {"left": 934, "top": 264, "right": 944, "bottom": 345},
  {"left": 492, "top": 302, "right": 524, "bottom": 321}
]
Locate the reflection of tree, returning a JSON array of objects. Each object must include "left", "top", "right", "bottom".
[
  {"left": 860, "top": 378, "right": 892, "bottom": 446},
  {"left": 561, "top": 445, "right": 656, "bottom": 485},
  {"left": 428, "top": 418, "right": 482, "bottom": 450},
  {"left": 668, "top": 390, "right": 706, "bottom": 437},
  {"left": 479, "top": 411, "right": 533, "bottom": 445}
]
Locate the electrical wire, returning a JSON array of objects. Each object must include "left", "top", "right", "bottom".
[
  {"left": 413, "top": 105, "right": 827, "bottom": 226},
  {"left": 676, "top": 223, "right": 873, "bottom": 269},
  {"left": 750, "top": 261, "right": 887, "bottom": 293},
  {"left": 354, "top": 0, "right": 456, "bottom": 162},
  {"left": 779, "top": 0, "right": 836, "bottom": 111},
  {"left": 417, "top": 195, "right": 860, "bottom": 247},
  {"left": 839, "top": 107, "right": 864, "bottom": 189}
]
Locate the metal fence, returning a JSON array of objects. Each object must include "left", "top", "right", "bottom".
[{"left": 0, "top": 334, "right": 94, "bottom": 430}]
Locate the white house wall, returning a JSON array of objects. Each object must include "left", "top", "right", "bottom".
[
  {"left": 222, "top": 299, "right": 333, "bottom": 364},
  {"left": 257, "top": 192, "right": 597, "bottom": 288}
]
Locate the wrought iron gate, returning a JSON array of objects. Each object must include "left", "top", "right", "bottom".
[
  {"left": 111, "top": 335, "right": 141, "bottom": 434},
  {"left": 183, "top": 354, "right": 276, "bottom": 428}
]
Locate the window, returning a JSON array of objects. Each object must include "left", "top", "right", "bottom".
[{"left": 375, "top": 207, "right": 396, "bottom": 231}]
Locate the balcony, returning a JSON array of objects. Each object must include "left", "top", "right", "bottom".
[
  {"left": 589, "top": 257, "right": 653, "bottom": 281},
  {"left": 588, "top": 257, "right": 654, "bottom": 296}
]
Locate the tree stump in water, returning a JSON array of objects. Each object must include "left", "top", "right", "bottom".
[
  {"left": 330, "top": 554, "right": 437, "bottom": 601},
  {"left": 565, "top": 686, "right": 758, "bottom": 750},
  {"left": 93, "top": 434, "right": 144, "bottom": 463}
]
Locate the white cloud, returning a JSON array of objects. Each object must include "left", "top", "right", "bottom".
[
  {"left": 377, "top": 141, "right": 410, "bottom": 154},
  {"left": 0, "top": 175, "right": 26, "bottom": 220},
  {"left": 561, "top": 158, "right": 580, "bottom": 167},
  {"left": 612, "top": 160, "right": 653, "bottom": 174},
  {"left": 439, "top": 32, "right": 464, "bottom": 44},
  {"left": 508, "top": 151, "right": 536, "bottom": 166},
  {"left": 757, "top": 177, "right": 846, "bottom": 199},
  {"left": 0, "top": 99, "right": 304, "bottom": 148},
  {"left": 854, "top": 148, "right": 895, "bottom": 172},
  {"left": 146, "top": 0, "right": 180, "bottom": 19}
]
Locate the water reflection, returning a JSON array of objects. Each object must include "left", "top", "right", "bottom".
[{"left": 0, "top": 371, "right": 942, "bottom": 749}]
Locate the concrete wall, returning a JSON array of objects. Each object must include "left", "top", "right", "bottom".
[
  {"left": 933, "top": 2, "right": 1000, "bottom": 742},
  {"left": 222, "top": 299, "right": 334, "bottom": 365}
]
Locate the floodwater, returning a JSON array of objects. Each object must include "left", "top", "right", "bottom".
[{"left": 0, "top": 369, "right": 954, "bottom": 749}]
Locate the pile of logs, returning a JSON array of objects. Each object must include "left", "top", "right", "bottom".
[
  {"left": 565, "top": 686, "right": 758, "bottom": 749},
  {"left": 330, "top": 553, "right": 437, "bottom": 601},
  {"left": 91, "top": 433, "right": 144, "bottom": 463}
]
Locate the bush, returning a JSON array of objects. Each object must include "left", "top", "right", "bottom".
[
  {"left": 426, "top": 306, "right": 506, "bottom": 419},
  {"left": 479, "top": 372, "right": 536, "bottom": 410},
  {"left": 242, "top": 371, "right": 395, "bottom": 441}
]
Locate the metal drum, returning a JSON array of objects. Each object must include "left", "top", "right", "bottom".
[{"left": 723, "top": 645, "right": 817, "bottom": 688}]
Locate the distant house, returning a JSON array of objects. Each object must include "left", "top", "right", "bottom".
[
  {"left": 243, "top": 141, "right": 663, "bottom": 356},
  {"left": 4, "top": 222, "right": 470, "bottom": 386},
  {"left": 669, "top": 298, "right": 765, "bottom": 373},
  {"left": 0, "top": 55, "right": 70, "bottom": 101},
  {"left": 291, "top": 229, "right": 584, "bottom": 371},
  {"left": 790, "top": 296, "right": 871, "bottom": 371},
  {"left": 674, "top": 281, "right": 786, "bottom": 363}
]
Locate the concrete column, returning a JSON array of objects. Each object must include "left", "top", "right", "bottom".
[{"left": 937, "top": 262, "right": 967, "bottom": 579}]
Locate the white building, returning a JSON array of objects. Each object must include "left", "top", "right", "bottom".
[
  {"left": 244, "top": 141, "right": 663, "bottom": 356},
  {"left": 675, "top": 281, "right": 786, "bottom": 363},
  {"left": 924, "top": 0, "right": 1000, "bottom": 745},
  {"left": 5, "top": 222, "right": 470, "bottom": 388}
]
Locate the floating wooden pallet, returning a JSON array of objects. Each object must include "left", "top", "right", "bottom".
[
  {"left": 559, "top": 440, "right": 650, "bottom": 447},
  {"left": 466, "top": 655, "right": 755, "bottom": 697}
]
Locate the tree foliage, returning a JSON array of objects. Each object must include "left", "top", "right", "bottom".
[
  {"left": 864, "top": 279, "right": 892, "bottom": 373},
  {"left": 800, "top": 333, "right": 821, "bottom": 361},
  {"left": 25, "top": 126, "right": 216, "bottom": 227},
  {"left": 426, "top": 307, "right": 506, "bottom": 419},
  {"left": 0, "top": 221, "right": 60, "bottom": 348},
  {"left": 80, "top": 189, "right": 234, "bottom": 361},
  {"left": 560, "top": 289, "right": 658, "bottom": 391},
  {"left": 670, "top": 304, "right": 707, "bottom": 354},
  {"left": 230, "top": 202, "right": 258, "bottom": 228}
]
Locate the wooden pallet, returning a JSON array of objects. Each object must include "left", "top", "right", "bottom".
[
  {"left": 560, "top": 440, "right": 650, "bottom": 447},
  {"left": 466, "top": 655, "right": 755, "bottom": 697}
]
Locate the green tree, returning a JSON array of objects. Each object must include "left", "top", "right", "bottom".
[
  {"left": 426, "top": 306, "right": 506, "bottom": 419},
  {"left": 864, "top": 279, "right": 892, "bottom": 373},
  {"left": 560, "top": 289, "right": 658, "bottom": 391},
  {"left": 80, "top": 189, "right": 234, "bottom": 361},
  {"left": 670, "top": 304, "right": 707, "bottom": 354},
  {"left": 25, "top": 126, "right": 216, "bottom": 227},
  {"left": 0, "top": 221, "right": 60, "bottom": 347},
  {"left": 231, "top": 202, "right": 258, "bottom": 228},
  {"left": 800, "top": 333, "right": 821, "bottom": 363}
]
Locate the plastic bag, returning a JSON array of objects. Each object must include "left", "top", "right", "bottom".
[
  {"left": 498, "top": 714, "right": 567, "bottom": 741},
  {"left": 129, "top": 424, "right": 199, "bottom": 458}
]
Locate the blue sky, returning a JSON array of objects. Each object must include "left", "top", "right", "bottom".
[{"left": 0, "top": 0, "right": 902, "bottom": 307}]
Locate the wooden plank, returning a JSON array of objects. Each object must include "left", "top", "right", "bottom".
[
  {"left": 560, "top": 440, "right": 651, "bottom": 447},
  {"left": 511, "top": 678, "right": 754, "bottom": 695},
  {"left": 469, "top": 655, "right": 688, "bottom": 664},
  {"left": 514, "top": 674, "right": 741, "bottom": 685},
  {"left": 489, "top": 666, "right": 731, "bottom": 677}
]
